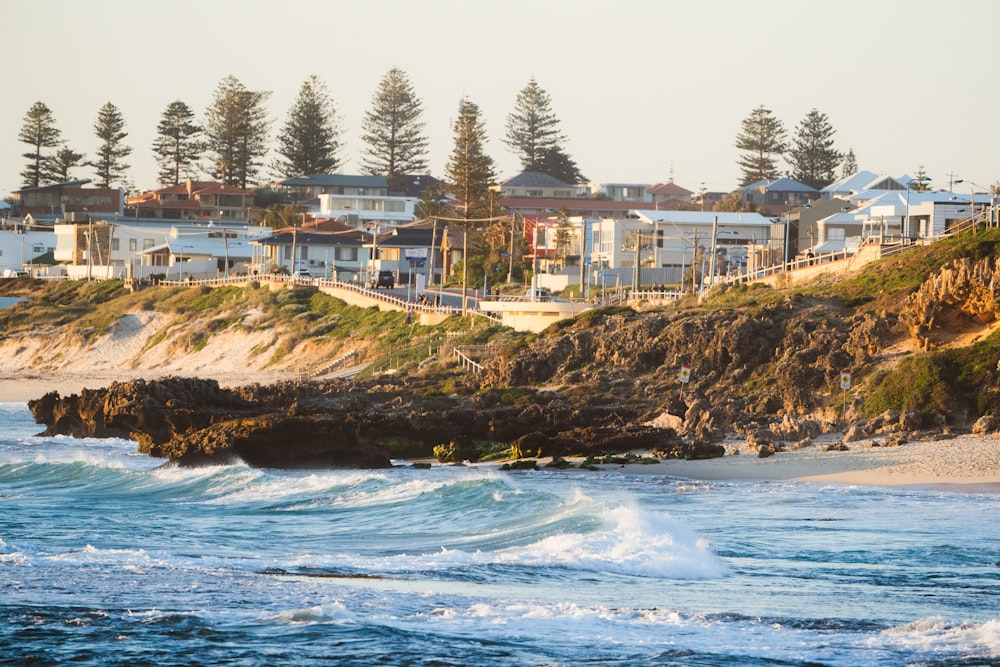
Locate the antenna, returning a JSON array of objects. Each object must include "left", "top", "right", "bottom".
[{"left": 946, "top": 171, "right": 959, "bottom": 191}]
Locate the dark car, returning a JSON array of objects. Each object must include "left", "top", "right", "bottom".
[{"left": 372, "top": 270, "right": 395, "bottom": 289}]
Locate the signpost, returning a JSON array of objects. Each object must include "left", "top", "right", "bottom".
[
  {"left": 679, "top": 363, "right": 691, "bottom": 398},
  {"left": 840, "top": 370, "right": 851, "bottom": 420}
]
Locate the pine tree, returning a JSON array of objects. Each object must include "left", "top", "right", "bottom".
[
  {"left": 274, "top": 75, "right": 342, "bottom": 178},
  {"left": 787, "top": 108, "right": 842, "bottom": 189},
  {"left": 504, "top": 78, "right": 586, "bottom": 183},
  {"left": 841, "top": 148, "right": 858, "bottom": 178},
  {"left": 360, "top": 68, "right": 428, "bottom": 177},
  {"left": 445, "top": 98, "right": 497, "bottom": 312},
  {"left": 536, "top": 146, "right": 586, "bottom": 186},
  {"left": 735, "top": 105, "right": 786, "bottom": 186},
  {"left": 912, "top": 165, "right": 932, "bottom": 192},
  {"left": 91, "top": 102, "right": 132, "bottom": 188},
  {"left": 18, "top": 101, "right": 62, "bottom": 188},
  {"left": 445, "top": 98, "right": 497, "bottom": 222},
  {"left": 415, "top": 182, "right": 450, "bottom": 219},
  {"left": 205, "top": 75, "right": 271, "bottom": 188},
  {"left": 42, "top": 144, "right": 85, "bottom": 184},
  {"left": 152, "top": 100, "right": 205, "bottom": 186}
]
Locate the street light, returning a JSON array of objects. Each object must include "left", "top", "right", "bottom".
[
  {"left": 954, "top": 179, "right": 995, "bottom": 228},
  {"left": 905, "top": 177, "right": 932, "bottom": 239}
]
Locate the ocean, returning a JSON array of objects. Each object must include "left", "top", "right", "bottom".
[{"left": 1, "top": 400, "right": 997, "bottom": 666}]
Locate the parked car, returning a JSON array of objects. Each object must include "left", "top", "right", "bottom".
[{"left": 372, "top": 270, "right": 395, "bottom": 289}]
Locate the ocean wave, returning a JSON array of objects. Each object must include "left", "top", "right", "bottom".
[
  {"left": 879, "top": 616, "right": 1000, "bottom": 659},
  {"left": 277, "top": 501, "right": 727, "bottom": 581}
]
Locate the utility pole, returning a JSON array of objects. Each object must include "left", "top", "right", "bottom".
[
  {"left": 708, "top": 215, "right": 719, "bottom": 287},
  {"left": 507, "top": 213, "right": 516, "bottom": 283}
]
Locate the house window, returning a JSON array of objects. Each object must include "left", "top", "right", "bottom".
[
  {"left": 828, "top": 228, "right": 845, "bottom": 241},
  {"left": 336, "top": 247, "right": 358, "bottom": 262},
  {"left": 385, "top": 201, "right": 405, "bottom": 212},
  {"left": 527, "top": 190, "right": 543, "bottom": 197},
  {"left": 129, "top": 239, "right": 137, "bottom": 252},
  {"left": 111, "top": 239, "right": 120, "bottom": 251},
  {"left": 143, "top": 239, "right": 154, "bottom": 250}
]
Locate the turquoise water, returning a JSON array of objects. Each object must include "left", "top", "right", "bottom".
[{"left": 1, "top": 401, "right": 998, "bottom": 666}]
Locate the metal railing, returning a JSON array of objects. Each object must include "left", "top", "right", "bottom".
[
  {"left": 160, "top": 273, "right": 464, "bottom": 316},
  {"left": 454, "top": 344, "right": 502, "bottom": 374}
]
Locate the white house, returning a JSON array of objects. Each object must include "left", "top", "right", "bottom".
[
  {"left": 279, "top": 174, "right": 418, "bottom": 228},
  {"left": 809, "top": 190, "right": 980, "bottom": 254},
  {"left": 588, "top": 210, "right": 774, "bottom": 289},
  {"left": 0, "top": 222, "right": 58, "bottom": 276},
  {"left": 52, "top": 217, "right": 272, "bottom": 280}
]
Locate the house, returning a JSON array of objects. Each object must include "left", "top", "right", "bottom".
[
  {"left": 51, "top": 216, "right": 271, "bottom": 280},
  {"left": 0, "top": 220, "right": 57, "bottom": 276},
  {"left": 127, "top": 179, "right": 255, "bottom": 222},
  {"left": 518, "top": 214, "right": 599, "bottom": 294},
  {"left": 600, "top": 183, "right": 651, "bottom": 202},
  {"left": 589, "top": 210, "right": 775, "bottom": 289},
  {"left": 253, "top": 218, "right": 368, "bottom": 281},
  {"left": 647, "top": 182, "right": 694, "bottom": 208},
  {"left": 498, "top": 172, "right": 577, "bottom": 199},
  {"left": 362, "top": 222, "right": 464, "bottom": 290},
  {"left": 279, "top": 173, "right": 388, "bottom": 202},
  {"left": 740, "top": 177, "right": 819, "bottom": 214},
  {"left": 796, "top": 198, "right": 854, "bottom": 255},
  {"left": 13, "top": 180, "right": 123, "bottom": 216},
  {"left": 387, "top": 174, "right": 441, "bottom": 198},
  {"left": 278, "top": 174, "right": 418, "bottom": 228},
  {"left": 806, "top": 190, "right": 979, "bottom": 254}
]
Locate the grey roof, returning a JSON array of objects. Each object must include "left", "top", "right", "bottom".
[
  {"left": 369, "top": 227, "right": 436, "bottom": 248},
  {"left": 503, "top": 171, "right": 573, "bottom": 189},
  {"left": 255, "top": 228, "right": 367, "bottom": 247},
  {"left": 741, "top": 178, "right": 818, "bottom": 193},
  {"left": 387, "top": 174, "right": 441, "bottom": 197},
  {"left": 768, "top": 177, "right": 818, "bottom": 193},
  {"left": 634, "top": 210, "right": 774, "bottom": 227},
  {"left": 280, "top": 174, "right": 389, "bottom": 188},
  {"left": 822, "top": 171, "right": 909, "bottom": 194}
]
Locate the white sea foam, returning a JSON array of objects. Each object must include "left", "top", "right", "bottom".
[
  {"left": 879, "top": 616, "right": 1000, "bottom": 658},
  {"left": 260, "top": 602, "right": 356, "bottom": 626},
  {"left": 46, "top": 544, "right": 167, "bottom": 569},
  {"left": 493, "top": 503, "right": 728, "bottom": 579}
]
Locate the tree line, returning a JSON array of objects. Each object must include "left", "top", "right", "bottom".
[
  {"left": 17, "top": 70, "right": 585, "bottom": 198},
  {"left": 734, "top": 104, "right": 856, "bottom": 190}
]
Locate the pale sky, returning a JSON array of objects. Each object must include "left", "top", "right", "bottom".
[{"left": 2, "top": 0, "right": 997, "bottom": 199}]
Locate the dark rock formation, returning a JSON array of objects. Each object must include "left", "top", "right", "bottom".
[
  {"left": 28, "top": 374, "right": 715, "bottom": 469},
  {"left": 29, "top": 377, "right": 392, "bottom": 469}
]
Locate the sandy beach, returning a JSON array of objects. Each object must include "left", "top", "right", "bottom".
[
  {"left": 4, "top": 371, "right": 999, "bottom": 492},
  {"left": 0, "top": 370, "right": 295, "bottom": 404}
]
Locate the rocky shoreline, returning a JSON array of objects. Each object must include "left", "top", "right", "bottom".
[{"left": 27, "top": 376, "right": 726, "bottom": 468}]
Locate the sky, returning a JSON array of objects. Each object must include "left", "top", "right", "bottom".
[{"left": 2, "top": 0, "right": 998, "bottom": 200}]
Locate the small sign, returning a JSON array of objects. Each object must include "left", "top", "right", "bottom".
[
  {"left": 680, "top": 364, "right": 691, "bottom": 384},
  {"left": 840, "top": 370, "right": 851, "bottom": 390}
]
